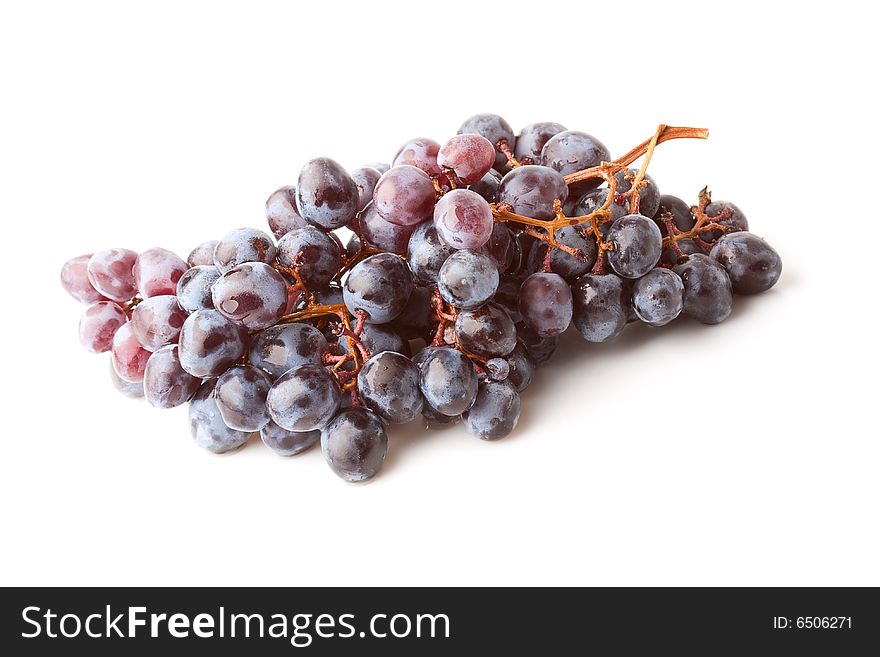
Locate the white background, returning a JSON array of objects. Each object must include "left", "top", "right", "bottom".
[{"left": 1, "top": 1, "right": 877, "bottom": 586}]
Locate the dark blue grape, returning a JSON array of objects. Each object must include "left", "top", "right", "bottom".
[
  {"left": 249, "top": 322, "right": 328, "bottom": 379},
  {"left": 526, "top": 226, "right": 597, "bottom": 281},
  {"left": 660, "top": 237, "right": 706, "bottom": 266},
  {"left": 214, "top": 365, "right": 273, "bottom": 431},
  {"left": 571, "top": 273, "right": 628, "bottom": 342},
  {"left": 176, "top": 265, "right": 220, "bottom": 313},
  {"left": 710, "top": 232, "right": 782, "bottom": 294},
  {"left": 266, "top": 363, "right": 341, "bottom": 431},
  {"left": 438, "top": 249, "right": 499, "bottom": 310},
  {"left": 462, "top": 380, "right": 520, "bottom": 441},
  {"left": 673, "top": 254, "right": 733, "bottom": 324},
  {"left": 631, "top": 268, "right": 684, "bottom": 327},
  {"left": 455, "top": 303, "right": 517, "bottom": 358},
  {"left": 605, "top": 214, "right": 663, "bottom": 279},
  {"left": 296, "top": 157, "right": 359, "bottom": 230},
  {"left": 357, "top": 351, "right": 423, "bottom": 424},
  {"left": 407, "top": 220, "right": 455, "bottom": 285},
  {"left": 496, "top": 165, "right": 568, "bottom": 220},
  {"left": 518, "top": 272, "right": 573, "bottom": 337},
  {"left": 321, "top": 407, "right": 388, "bottom": 482},
  {"left": 213, "top": 228, "right": 277, "bottom": 274},
  {"left": 654, "top": 194, "right": 695, "bottom": 234},
  {"left": 189, "top": 382, "right": 252, "bottom": 454},
  {"left": 355, "top": 202, "right": 415, "bottom": 255},
  {"left": 468, "top": 168, "right": 502, "bottom": 202},
  {"left": 350, "top": 166, "right": 382, "bottom": 213},
  {"left": 516, "top": 322, "right": 559, "bottom": 363},
  {"left": 144, "top": 344, "right": 201, "bottom": 408},
  {"left": 261, "top": 421, "right": 320, "bottom": 457},
  {"left": 266, "top": 186, "right": 309, "bottom": 240},
  {"left": 390, "top": 285, "right": 433, "bottom": 340},
  {"left": 276, "top": 226, "right": 342, "bottom": 291},
  {"left": 485, "top": 357, "right": 510, "bottom": 381},
  {"left": 704, "top": 200, "right": 749, "bottom": 240},
  {"left": 570, "top": 187, "right": 629, "bottom": 225},
  {"left": 505, "top": 343, "right": 535, "bottom": 392},
  {"left": 178, "top": 309, "right": 248, "bottom": 378},
  {"left": 541, "top": 130, "right": 609, "bottom": 178},
  {"left": 337, "top": 323, "right": 406, "bottom": 360},
  {"left": 211, "top": 261, "right": 288, "bottom": 331},
  {"left": 343, "top": 253, "right": 413, "bottom": 324},
  {"left": 494, "top": 274, "right": 524, "bottom": 324},
  {"left": 418, "top": 347, "right": 478, "bottom": 416},
  {"left": 613, "top": 168, "right": 661, "bottom": 217},
  {"left": 515, "top": 122, "right": 567, "bottom": 163}
]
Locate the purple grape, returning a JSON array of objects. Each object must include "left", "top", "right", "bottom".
[
  {"left": 514, "top": 122, "right": 567, "bottom": 163},
  {"left": 365, "top": 162, "right": 390, "bottom": 174},
  {"left": 249, "top": 322, "right": 328, "bottom": 379},
  {"left": 389, "top": 285, "right": 433, "bottom": 340},
  {"left": 79, "top": 301, "right": 127, "bottom": 353},
  {"left": 519, "top": 272, "right": 573, "bottom": 337},
  {"left": 484, "top": 357, "right": 510, "bottom": 382},
  {"left": 468, "top": 168, "right": 502, "bottom": 203},
  {"left": 213, "top": 364, "right": 273, "bottom": 432},
  {"left": 110, "top": 361, "right": 144, "bottom": 399},
  {"left": 418, "top": 347, "right": 478, "bottom": 416},
  {"left": 438, "top": 249, "right": 499, "bottom": 310},
  {"left": 87, "top": 248, "right": 138, "bottom": 302},
  {"left": 357, "top": 351, "right": 423, "bottom": 424},
  {"left": 276, "top": 226, "right": 342, "bottom": 291},
  {"left": 337, "top": 323, "right": 406, "bottom": 360},
  {"left": 321, "top": 407, "right": 388, "bottom": 482},
  {"left": 494, "top": 274, "right": 524, "bottom": 323},
  {"left": 505, "top": 343, "right": 535, "bottom": 392},
  {"left": 111, "top": 322, "right": 151, "bottom": 383},
  {"left": 177, "top": 309, "right": 248, "bottom": 378},
  {"left": 373, "top": 165, "right": 436, "bottom": 227},
  {"left": 516, "top": 322, "right": 558, "bottom": 363},
  {"left": 260, "top": 421, "right": 320, "bottom": 457},
  {"left": 130, "top": 295, "right": 188, "bottom": 351},
  {"left": 631, "top": 268, "right": 684, "bottom": 326},
  {"left": 571, "top": 273, "right": 628, "bottom": 342},
  {"left": 605, "top": 214, "right": 663, "bottom": 279},
  {"left": 356, "top": 202, "right": 416, "bottom": 255},
  {"left": 709, "top": 232, "right": 782, "bottom": 294},
  {"left": 266, "top": 363, "right": 341, "bottom": 431},
  {"left": 406, "top": 220, "right": 455, "bottom": 284},
  {"left": 437, "top": 133, "right": 496, "bottom": 185},
  {"left": 433, "top": 188, "right": 494, "bottom": 250},
  {"left": 482, "top": 222, "right": 515, "bottom": 272},
  {"left": 296, "top": 157, "right": 359, "bottom": 230},
  {"left": 660, "top": 237, "right": 706, "bottom": 266},
  {"left": 654, "top": 194, "right": 695, "bottom": 234},
  {"left": 350, "top": 167, "right": 382, "bottom": 212},
  {"left": 189, "top": 382, "right": 252, "bottom": 454},
  {"left": 704, "top": 200, "right": 749, "bottom": 240},
  {"left": 541, "top": 130, "right": 610, "bottom": 178},
  {"left": 455, "top": 303, "right": 517, "bottom": 358},
  {"left": 457, "top": 113, "right": 515, "bottom": 170},
  {"left": 343, "top": 253, "right": 413, "bottom": 324},
  {"left": 496, "top": 165, "right": 568, "bottom": 220},
  {"left": 527, "top": 225, "right": 597, "bottom": 281},
  {"left": 143, "top": 344, "right": 201, "bottom": 408},
  {"left": 134, "top": 248, "right": 188, "bottom": 298},
  {"left": 211, "top": 261, "right": 288, "bottom": 331},
  {"left": 613, "top": 168, "right": 661, "bottom": 218},
  {"left": 61, "top": 254, "right": 108, "bottom": 304},
  {"left": 187, "top": 240, "right": 219, "bottom": 267},
  {"left": 266, "top": 185, "right": 309, "bottom": 239},
  {"left": 571, "top": 187, "right": 629, "bottom": 224},
  {"left": 213, "top": 228, "right": 277, "bottom": 274},
  {"left": 392, "top": 137, "right": 441, "bottom": 176},
  {"left": 462, "top": 380, "right": 520, "bottom": 441},
  {"left": 176, "top": 265, "right": 220, "bottom": 313},
  {"left": 673, "top": 254, "right": 733, "bottom": 324}
]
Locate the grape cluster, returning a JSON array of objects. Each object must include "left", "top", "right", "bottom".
[{"left": 60, "top": 115, "right": 782, "bottom": 482}]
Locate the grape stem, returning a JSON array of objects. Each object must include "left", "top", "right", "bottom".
[{"left": 661, "top": 187, "right": 732, "bottom": 254}]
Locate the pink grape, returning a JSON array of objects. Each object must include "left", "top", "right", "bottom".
[
  {"left": 437, "top": 134, "right": 496, "bottom": 185},
  {"left": 134, "top": 248, "right": 188, "bottom": 298},
  {"left": 87, "top": 248, "right": 138, "bottom": 302},
  {"left": 111, "top": 322, "right": 151, "bottom": 383},
  {"left": 61, "top": 254, "right": 108, "bottom": 304},
  {"left": 392, "top": 137, "right": 441, "bottom": 176},
  {"left": 79, "top": 301, "right": 128, "bottom": 353},
  {"left": 373, "top": 165, "right": 436, "bottom": 226},
  {"left": 433, "top": 188, "right": 494, "bottom": 250},
  {"left": 130, "top": 295, "right": 188, "bottom": 351}
]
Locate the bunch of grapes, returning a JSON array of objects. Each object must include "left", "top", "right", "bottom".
[{"left": 61, "top": 115, "right": 782, "bottom": 482}]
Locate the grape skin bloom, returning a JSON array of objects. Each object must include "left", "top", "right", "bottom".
[
  {"left": 433, "top": 188, "right": 494, "bottom": 250},
  {"left": 144, "top": 344, "right": 201, "bottom": 409},
  {"left": 177, "top": 309, "right": 248, "bottom": 378},
  {"left": 211, "top": 261, "right": 288, "bottom": 331},
  {"left": 321, "top": 407, "right": 388, "bottom": 483},
  {"left": 519, "top": 272, "right": 573, "bottom": 337},
  {"left": 357, "top": 351, "right": 424, "bottom": 424},
  {"left": 437, "top": 249, "right": 499, "bottom": 310},
  {"left": 266, "top": 363, "right": 341, "bottom": 432},
  {"left": 343, "top": 253, "right": 413, "bottom": 324},
  {"left": 631, "top": 268, "right": 684, "bottom": 327},
  {"left": 463, "top": 380, "right": 521, "bottom": 441},
  {"left": 418, "top": 347, "right": 478, "bottom": 416},
  {"left": 673, "top": 254, "right": 734, "bottom": 325},
  {"left": 605, "top": 214, "right": 663, "bottom": 279},
  {"left": 213, "top": 365, "right": 274, "bottom": 432},
  {"left": 189, "top": 382, "right": 253, "bottom": 454}
]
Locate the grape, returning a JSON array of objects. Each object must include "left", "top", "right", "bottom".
[
  {"left": 111, "top": 322, "right": 151, "bottom": 383},
  {"left": 343, "top": 253, "right": 413, "bottom": 324},
  {"left": 437, "top": 133, "right": 496, "bottom": 185},
  {"left": 571, "top": 273, "right": 629, "bottom": 342},
  {"left": 455, "top": 303, "right": 517, "bottom": 358},
  {"left": 337, "top": 323, "right": 406, "bottom": 360},
  {"left": 605, "top": 214, "right": 663, "bottom": 279},
  {"left": 468, "top": 168, "right": 502, "bottom": 202},
  {"left": 249, "top": 322, "right": 328, "bottom": 379},
  {"left": 515, "top": 122, "right": 567, "bottom": 162},
  {"left": 673, "top": 254, "right": 733, "bottom": 324},
  {"left": 482, "top": 222, "right": 515, "bottom": 272},
  {"left": 260, "top": 421, "right": 320, "bottom": 457},
  {"left": 213, "top": 364, "right": 273, "bottom": 432},
  {"left": 392, "top": 137, "right": 442, "bottom": 176},
  {"left": 496, "top": 165, "right": 568, "bottom": 220},
  {"left": 143, "top": 344, "right": 201, "bottom": 408},
  {"left": 660, "top": 237, "right": 706, "bottom": 266},
  {"left": 321, "top": 407, "right": 388, "bottom": 482},
  {"left": 295, "top": 157, "right": 359, "bottom": 230},
  {"left": 176, "top": 265, "right": 220, "bottom": 313},
  {"left": 109, "top": 362, "right": 144, "bottom": 399},
  {"left": 133, "top": 247, "right": 188, "bottom": 299},
  {"left": 213, "top": 228, "right": 277, "bottom": 274},
  {"left": 516, "top": 322, "right": 559, "bottom": 363},
  {"left": 187, "top": 240, "right": 219, "bottom": 267},
  {"left": 357, "top": 351, "right": 423, "bottom": 423},
  {"left": 345, "top": 233, "right": 361, "bottom": 260},
  {"left": 494, "top": 274, "right": 524, "bottom": 323},
  {"left": 130, "top": 295, "right": 188, "bottom": 351},
  {"left": 390, "top": 285, "right": 433, "bottom": 339},
  {"left": 418, "top": 347, "right": 478, "bottom": 416},
  {"left": 571, "top": 187, "right": 628, "bottom": 224},
  {"left": 373, "top": 165, "right": 437, "bottom": 227},
  {"left": 541, "top": 130, "right": 610, "bottom": 178},
  {"left": 462, "top": 380, "right": 520, "bottom": 441},
  {"left": 433, "top": 188, "right": 494, "bottom": 250},
  {"left": 438, "top": 249, "right": 499, "bottom": 310},
  {"left": 277, "top": 226, "right": 342, "bottom": 290},
  {"left": 654, "top": 194, "right": 695, "bottom": 234},
  {"left": 526, "top": 225, "right": 597, "bottom": 281},
  {"left": 177, "top": 309, "right": 248, "bottom": 378},
  {"left": 406, "top": 220, "right": 455, "bottom": 284},
  {"left": 267, "top": 363, "right": 341, "bottom": 431},
  {"left": 87, "top": 248, "right": 138, "bottom": 302},
  {"left": 365, "top": 162, "right": 390, "bottom": 174},
  {"left": 709, "top": 232, "right": 782, "bottom": 294},
  {"left": 189, "top": 382, "right": 252, "bottom": 454},
  {"left": 704, "top": 200, "right": 749, "bottom": 240},
  {"left": 266, "top": 185, "right": 309, "bottom": 239},
  {"left": 519, "top": 272, "right": 573, "bottom": 337},
  {"left": 350, "top": 167, "right": 382, "bottom": 212},
  {"left": 79, "top": 301, "right": 127, "bottom": 353},
  {"left": 485, "top": 357, "right": 510, "bottom": 381},
  {"left": 411, "top": 345, "right": 441, "bottom": 369},
  {"left": 61, "top": 254, "right": 107, "bottom": 304},
  {"left": 631, "top": 268, "right": 684, "bottom": 326},
  {"left": 211, "top": 261, "right": 288, "bottom": 331},
  {"left": 613, "top": 168, "right": 661, "bottom": 217},
  {"left": 457, "top": 113, "right": 515, "bottom": 170},
  {"left": 356, "top": 202, "right": 416, "bottom": 254},
  {"left": 422, "top": 403, "right": 461, "bottom": 427},
  {"left": 505, "top": 343, "right": 535, "bottom": 392}
]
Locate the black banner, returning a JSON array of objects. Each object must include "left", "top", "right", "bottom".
[{"left": 1, "top": 587, "right": 876, "bottom": 654}]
